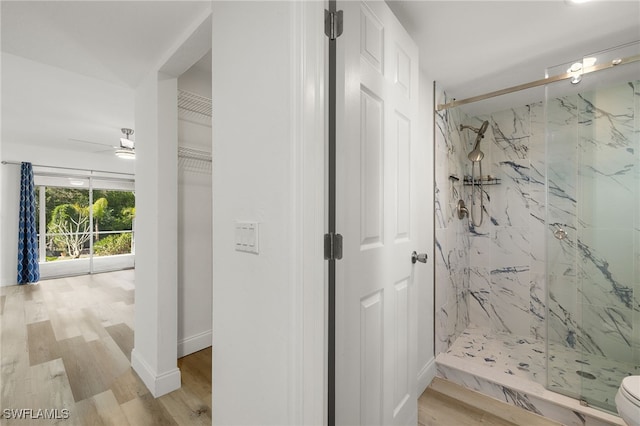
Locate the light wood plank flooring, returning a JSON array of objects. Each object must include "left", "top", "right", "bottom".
[
  {"left": 2, "top": 271, "right": 562, "bottom": 425},
  {"left": 419, "top": 377, "right": 562, "bottom": 426},
  {"left": 0, "top": 270, "right": 211, "bottom": 425}
]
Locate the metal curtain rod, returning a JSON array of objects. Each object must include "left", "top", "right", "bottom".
[
  {"left": 33, "top": 171, "right": 134, "bottom": 183},
  {"left": 436, "top": 53, "right": 640, "bottom": 111},
  {"left": 1, "top": 160, "right": 134, "bottom": 177}
]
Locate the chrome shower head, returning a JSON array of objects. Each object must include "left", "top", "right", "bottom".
[
  {"left": 461, "top": 120, "right": 489, "bottom": 162},
  {"left": 467, "top": 147, "right": 484, "bottom": 162}
]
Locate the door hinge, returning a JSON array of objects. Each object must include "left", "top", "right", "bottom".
[
  {"left": 324, "top": 232, "right": 343, "bottom": 260},
  {"left": 324, "top": 10, "right": 344, "bottom": 40}
]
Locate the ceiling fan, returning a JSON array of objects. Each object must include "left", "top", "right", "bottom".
[
  {"left": 66, "top": 127, "right": 135, "bottom": 160},
  {"left": 115, "top": 128, "right": 135, "bottom": 160}
]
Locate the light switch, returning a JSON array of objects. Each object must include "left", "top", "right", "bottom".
[{"left": 235, "top": 222, "right": 259, "bottom": 254}]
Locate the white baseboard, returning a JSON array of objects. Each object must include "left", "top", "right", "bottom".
[
  {"left": 177, "top": 329, "right": 212, "bottom": 358},
  {"left": 131, "top": 348, "right": 181, "bottom": 397},
  {"left": 417, "top": 357, "right": 437, "bottom": 395}
]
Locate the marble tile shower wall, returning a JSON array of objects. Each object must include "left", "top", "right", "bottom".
[
  {"left": 434, "top": 81, "right": 639, "bottom": 367},
  {"left": 459, "top": 103, "right": 548, "bottom": 342},
  {"left": 434, "top": 90, "right": 471, "bottom": 355},
  {"left": 434, "top": 91, "right": 545, "bottom": 355}
]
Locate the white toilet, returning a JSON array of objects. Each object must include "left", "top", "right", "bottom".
[{"left": 616, "top": 376, "right": 640, "bottom": 426}]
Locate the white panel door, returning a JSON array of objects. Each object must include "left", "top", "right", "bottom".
[{"left": 336, "top": 1, "right": 420, "bottom": 425}]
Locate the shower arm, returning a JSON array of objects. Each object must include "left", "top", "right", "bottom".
[
  {"left": 460, "top": 124, "right": 482, "bottom": 133},
  {"left": 460, "top": 121, "right": 489, "bottom": 149}
]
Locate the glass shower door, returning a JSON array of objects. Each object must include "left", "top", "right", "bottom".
[
  {"left": 545, "top": 56, "right": 582, "bottom": 403},
  {"left": 546, "top": 42, "right": 640, "bottom": 412}
]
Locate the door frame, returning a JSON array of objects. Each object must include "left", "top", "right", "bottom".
[{"left": 292, "top": 1, "right": 329, "bottom": 424}]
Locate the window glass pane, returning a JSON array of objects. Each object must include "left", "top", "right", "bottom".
[
  {"left": 92, "top": 190, "right": 135, "bottom": 257},
  {"left": 45, "top": 187, "right": 91, "bottom": 261},
  {"left": 37, "top": 180, "right": 135, "bottom": 276}
]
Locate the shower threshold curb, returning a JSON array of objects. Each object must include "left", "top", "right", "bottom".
[{"left": 436, "top": 352, "right": 624, "bottom": 426}]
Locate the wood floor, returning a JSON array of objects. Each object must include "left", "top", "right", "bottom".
[
  {"left": 0, "top": 270, "right": 211, "bottom": 425},
  {"left": 1, "top": 270, "right": 561, "bottom": 426},
  {"left": 418, "top": 377, "right": 562, "bottom": 426}
]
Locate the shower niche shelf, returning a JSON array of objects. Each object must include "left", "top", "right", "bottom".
[{"left": 463, "top": 176, "right": 501, "bottom": 185}]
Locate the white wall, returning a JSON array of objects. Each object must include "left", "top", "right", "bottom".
[
  {"left": 176, "top": 61, "right": 213, "bottom": 357},
  {"left": 132, "top": 71, "right": 182, "bottom": 396},
  {"left": 212, "top": 3, "right": 294, "bottom": 422},
  {"left": 177, "top": 62, "right": 211, "bottom": 97},
  {"left": 0, "top": 165, "right": 20, "bottom": 286},
  {"left": 177, "top": 171, "right": 212, "bottom": 356},
  {"left": 0, "top": 53, "right": 134, "bottom": 286},
  {"left": 212, "top": 2, "right": 325, "bottom": 424},
  {"left": 130, "top": 7, "right": 211, "bottom": 397}
]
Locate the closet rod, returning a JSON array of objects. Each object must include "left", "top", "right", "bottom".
[{"left": 1, "top": 161, "right": 134, "bottom": 177}]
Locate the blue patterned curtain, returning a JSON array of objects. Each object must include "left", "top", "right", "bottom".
[{"left": 17, "top": 162, "right": 40, "bottom": 284}]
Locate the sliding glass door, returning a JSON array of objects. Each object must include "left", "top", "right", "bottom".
[
  {"left": 91, "top": 188, "right": 135, "bottom": 273},
  {"left": 40, "top": 184, "right": 92, "bottom": 276},
  {"left": 545, "top": 42, "right": 640, "bottom": 412},
  {"left": 35, "top": 173, "right": 135, "bottom": 279}
]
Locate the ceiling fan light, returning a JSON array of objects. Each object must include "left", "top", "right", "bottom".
[
  {"left": 115, "top": 148, "right": 136, "bottom": 159},
  {"left": 120, "top": 137, "right": 134, "bottom": 149},
  {"left": 116, "top": 128, "right": 135, "bottom": 159}
]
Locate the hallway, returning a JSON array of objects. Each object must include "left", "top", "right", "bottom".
[{"left": 0, "top": 271, "right": 211, "bottom": 425}]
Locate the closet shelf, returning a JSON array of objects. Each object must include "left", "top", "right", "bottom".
[{"left": 463, "top": 176, "right": 501, "bottom": 185}]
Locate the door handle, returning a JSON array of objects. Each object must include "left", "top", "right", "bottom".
[
  {"left": 411, "top": 251, "right": 428, "bottom": 264},
  {"left": 553, "top": 226, "right": 567, "bottom": 240}
]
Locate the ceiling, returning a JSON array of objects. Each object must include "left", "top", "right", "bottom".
[
  {"left": 1, "top": 1, "right": 639, "bottom": 157},
  {"left": 1, "top": 1, "right": 211, "bottom": 163},
  {"left": 1, "top": 1, "right": 212, "bottom": 88},
  {"left": 2, "top": 0, "right": 639, "bottom": 94},
  {"left": 387, "top": 0, "right": 640, "bottom": 102}
]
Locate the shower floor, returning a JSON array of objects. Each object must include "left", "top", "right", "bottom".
[{"left": 446, "top": 325, "right": 639, "bottom": 413}]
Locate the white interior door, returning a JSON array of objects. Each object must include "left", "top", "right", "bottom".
[{"left": 336, "top": 1, "right": 420, "bottom": 425}]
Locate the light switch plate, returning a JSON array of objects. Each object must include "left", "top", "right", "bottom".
[{"left": 235, "top": 222, "right": 259, "bottom": 254}]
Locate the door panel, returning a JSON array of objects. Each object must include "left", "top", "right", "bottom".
[
  {"left": 360, "top": 290, "right": 384, "bottom": 426},
  {"left": 393, "top": 277, "right": 410, "bottom": 414},
  {"left": 394, "top": 112, "right": 411, "bottom": 241},
  {"left": 336, "top": 1, "right": 419, "bottom": 425},
  {"left": 360, "top": 5, "right": 384, "bottom": 73},
  {"left": 360, "top": 88, "right": 385, "bottom": 248}
]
